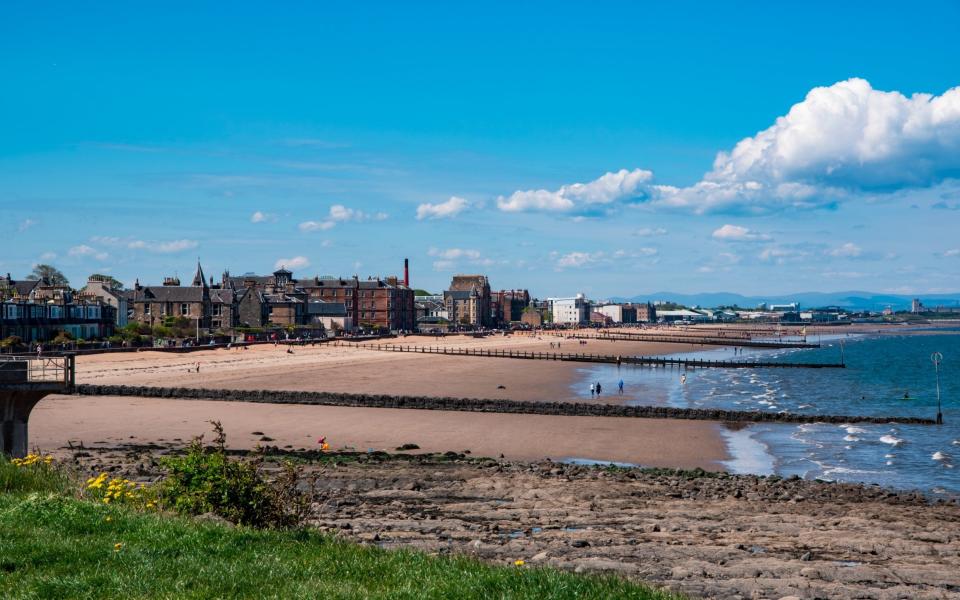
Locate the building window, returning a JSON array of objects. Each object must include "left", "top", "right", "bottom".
[
  {"left": 144, "top": 304, "right": 151, "bottom": 316},
  {"left": 180, "top": 303, "right": 189, "bottom": 316},
  {"left": 213, "top": 304, "right": 222, "bottom": 316}
]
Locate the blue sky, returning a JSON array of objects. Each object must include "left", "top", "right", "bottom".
[{"left": 3, "top": 1, "right": 959, "bottom": 298}]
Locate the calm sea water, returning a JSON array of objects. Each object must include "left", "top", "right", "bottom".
[{"left": 572, "top": 331, "right": 960, "bottom": 496}]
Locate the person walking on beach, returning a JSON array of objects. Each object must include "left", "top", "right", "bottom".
[
  {"left": 595, "top": 382, "right": 602, "bottom": 396},
  {"left": 590, "top": 382, "right": 595, "bottom": 397},
  {"left": 618, "top": 379, "right": 624, "bottom": 395}
]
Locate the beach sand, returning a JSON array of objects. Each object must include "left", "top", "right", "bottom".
[
  {"left": 31, "top": 334, "right": 729, "bottom": 469},
  {"left": 31, "top": 394, "right": 727, "bottom": 469},
  {"left": 74, "top": 334, "right": 693, "bottom": 403}
]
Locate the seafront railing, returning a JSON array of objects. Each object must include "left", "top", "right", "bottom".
[
  {"left": 0, "top": 355, "right": 75, "bottom": 387},
  {"left": 336, "top": 342, "right": 843, "bottom": 369}
]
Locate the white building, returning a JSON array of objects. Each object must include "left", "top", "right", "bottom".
[
  {"left": 595, "top": 303, "right": 624, "bottom": 323},
  {"left": 549, "top": 294, "right": 591, "bottom": 325}
]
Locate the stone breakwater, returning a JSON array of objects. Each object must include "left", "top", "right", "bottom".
[{"left": 74, "top": 384, "right": 937, "bottom": 425}]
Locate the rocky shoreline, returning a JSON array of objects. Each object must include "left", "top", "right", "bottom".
[{"left": 60, "top": 441, "right": 960, "bottom": 600}]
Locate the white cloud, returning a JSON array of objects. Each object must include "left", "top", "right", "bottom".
[
  {"left": 498, "top": 168, "right": 653, "bottom": 213},
  {"left": 274, "top": 256, "right": 310, "bottom": 270},
  {"left": 634, "top": 227, "right": 667, "bottom": 237},
  {"left": 491, "top": 79, "right": 960, "bottom": 216},
  {"left": 18, "top": 219, "right": 36, "bottom": 232},
  {"left": 298, "top": 220, "right": 335, "bottom": 232},
  {"left": 941, "top": 248, "right": 960, "bottom": 257},
  {"left": 416, "top": 196, "right": 470, "bottom": 220},
  {"left": 613, "top": 248, "right": 658, "bottom": 258},
  {"left": 758, "top": 246, "right": 810, "bottom": 265},
  {"left": 68, "top": 245, "right": 109, "bottom": 261},
  {"left": 555, "top": 251, "right": 604, "bottom": 269},
  {"left": 432, "top": 260, "right": 455, "bottom": 271},
  {"left": 300, "top": 205, "right": 387, "bottom": 232},
  {"left": 826, "top": 242, "right": 863, "bottom": 258},
  {"left": 711, "top": 224, "right": 771, "bottom": 242},
  {"left": 428, "top": 247, "right": 482, "bottom": 260},
  {"left": 655, "top": 78, "right": 960, "bottom": 213},
  {"left": 329, "top": 204, "right": 387, "bottom": 222},
  {"left": 128, "top": 239, "right": 198, "bottom": 253},
  {"left": 39, "top": 252, "right": 57, "bottom": 261},
  {"left": 251, "top": 211, "right": 277, "bottom": 223}
]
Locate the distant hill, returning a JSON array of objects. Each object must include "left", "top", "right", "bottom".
[{"left": 608, "top": 291, "right": 960, "bottom": 311}]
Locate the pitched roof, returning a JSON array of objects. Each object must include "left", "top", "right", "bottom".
[
  {"left": 192, "top": 261, "right": 208, "bottom": 289},
  {"left": 137, "top": 286, "right": 205, "bottom": 303}
]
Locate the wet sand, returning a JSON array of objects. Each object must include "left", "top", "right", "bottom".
[{"left": 31, "top": 394, "right": 728, "bottom": 469}]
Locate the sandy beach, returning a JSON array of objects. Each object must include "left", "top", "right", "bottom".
[
  {"left": 74, "top": 334, "right": 693, "bottom": 403},
  {"left": 31, "top": 394, "right": 727, "bottom": 469},
  {"left": 21, "top": 334, "right": 729, "bottom": 469}
]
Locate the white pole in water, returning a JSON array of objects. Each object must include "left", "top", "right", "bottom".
[
  {"left": 839, "top": 339, "right": 845, "bottom": 366},
  {"left": 931, "top": 352, "right": 943, "bottom": 425}
]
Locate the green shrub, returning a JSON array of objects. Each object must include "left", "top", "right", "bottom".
[
  {"left": 0, "top": 454, "right": 74, "bottom": 496},
  {"left": 158, "top": 422, "right": 310, "bottom": 528}
]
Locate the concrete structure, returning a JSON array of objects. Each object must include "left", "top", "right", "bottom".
[
  {"left": 0, "top": 355, "right": 74, "bottom": 457},
  {"left": 549, "top": 295, "right": 590, "bottom": 325}
]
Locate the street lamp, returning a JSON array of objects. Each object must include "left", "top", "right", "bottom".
[{"left": 931, "top": 352, "right": 944, "bottom": 425}]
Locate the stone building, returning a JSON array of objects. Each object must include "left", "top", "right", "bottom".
[
  {"left": 444, "top": 275, "right": 492, "bottom": 328},
  {"left": 130, "top": 262, "right": 213, "bottom": 329},
  {"left": 79, "top": 275, "right": 128, "bottom": 327}
]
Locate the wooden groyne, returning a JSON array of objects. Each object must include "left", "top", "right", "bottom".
[
  {"left": 72, "top": 384, "right": 936, "bottom": 426},
  {"left": 574, "top": 332, "right": 818, "bottom": 349},
  {"left": 340, "top": 342, "right": 844, "bottom": 369}
]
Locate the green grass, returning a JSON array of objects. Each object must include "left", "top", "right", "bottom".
[{"left": 0, "top": 460, "right": 680, "bottom": 599}]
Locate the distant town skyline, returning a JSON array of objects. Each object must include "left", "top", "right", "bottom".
[{"left": 3, "top": 2, "right": 960, "bottom": 297}]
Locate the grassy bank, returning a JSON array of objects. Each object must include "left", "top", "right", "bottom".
[{"left": 0, "top": 458, "right": 679, "bottom": 599}]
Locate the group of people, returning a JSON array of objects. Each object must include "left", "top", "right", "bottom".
[{"left": 590, "top": 379, "right": 626, "bottom": 397}]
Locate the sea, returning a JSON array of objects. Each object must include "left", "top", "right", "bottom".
[{"left": 571, "top": 330, "right": 960, "bottom": 497}]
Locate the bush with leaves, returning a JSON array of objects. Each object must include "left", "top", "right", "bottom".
[{"left": 158, "top": 422, "right": 310, "bottom": 528}]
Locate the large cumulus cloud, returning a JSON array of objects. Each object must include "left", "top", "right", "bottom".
[{"left": 495, "top": 79, "right": 960, "bottom": 215}]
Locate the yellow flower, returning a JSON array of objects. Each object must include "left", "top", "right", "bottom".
[
  {"left": 105, "top": 516, "right": 113, "bottom": 522},
  {"left": 114, "top": 543, "right": 123, "bottom": 552},
  {"left": 514, "top": 560, "right": 525, "bottom": 566},
  {"left": 103, "top": 497, "right": 111, "bottom": 504}
]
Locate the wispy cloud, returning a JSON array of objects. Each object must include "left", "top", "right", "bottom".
[
  {"left": 417, "top": 196, "right": 470, "bottom": 220},
  {"left": 18, "top": 219, "right": 37, "bottom": 232},
  {"left": 825, "top": 242, "right": 863, "bottom": 258},
  {"left": 274, "top": 256, "right": 310, "bottom": 270},
  {"left": 251, "top": 211, "right": 278, "bottom": 223},
  {"left": 68, "top": 245, "right": 109, "bottom": 261},
  {"left": 712, "top": 224, "right": 771, "bottom": 242},
  {"left": 299, "top": 204, "right": 388, "bottom": 232},
  {"left": 634, "top": 227, "right": 667, "bottom": 237},
  {"left": 127, "top": 239, "right": 199, "bottom": 253}
]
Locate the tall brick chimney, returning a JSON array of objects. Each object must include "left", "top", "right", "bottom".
[{"left": 403, "top": 258, "right": 409, "bottom": 287}]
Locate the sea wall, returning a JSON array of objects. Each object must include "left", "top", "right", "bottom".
[{"left": 73, "top": 384, "right": 937, "bottom": 425}]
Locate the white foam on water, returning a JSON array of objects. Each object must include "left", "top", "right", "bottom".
[
  {"left": 845, "top": 426, "right": 867, "bottom": 435},
  {"left": 843, "top": 435, "right": 860, "bottom": 442},
  {"left": 932, "top": 451, "right": 952, "bottom": 462},
  {"left": 879, "top": 435, "right": 904, "bottom": 446},
  {"left": 720, "top": 427, "right": 775, "bottom": 476}
]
